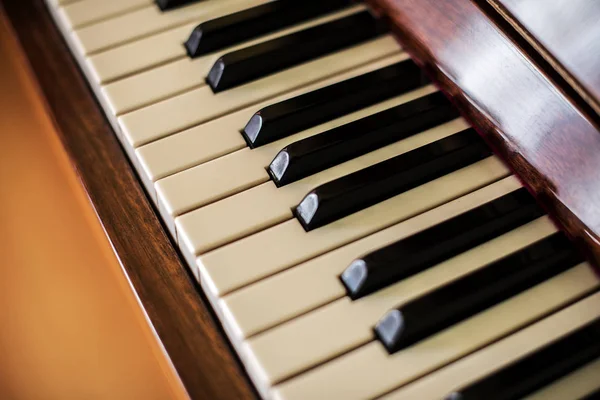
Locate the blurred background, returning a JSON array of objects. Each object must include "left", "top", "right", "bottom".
[{"left": 0, "top": 13, "right": 187, "bottom": 400}]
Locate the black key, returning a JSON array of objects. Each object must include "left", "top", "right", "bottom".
[
  {"left": 375, "top": 233, "right": 580, "bottom": 353},
  {"left": 243, "top": 60, "right": 429, "bottom": 148},
  {"left": 269, "top": 91, "right": 457, "bottom": 186},
  {"left": 156, "top": 0, "right": 202, "bottom": 11},
  {"left": 445, "top": 318, "right": 600, "bottom": 400},
  {"left": 580, "top": 387, "right": 600, "bottom": 400},
  {"left": 295, "top": 128, "right": 492, "bottom": 232},
  {"left": 185, "top": 0, "right": 353, "bottom": 57},
  {"left": 340, "top": 187, "right": 544, "bottom": 300},
  {"left": 207, "top": 11, "right": 388, "bottom": 92}
]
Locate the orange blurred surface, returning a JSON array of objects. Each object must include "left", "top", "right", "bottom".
[{"left": 0, "top": 13, "right": 188, "bottom": 400}]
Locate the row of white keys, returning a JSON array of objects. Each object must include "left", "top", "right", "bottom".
[
  {"left": 118, "top": 34, "right": 401, "bottom": 148},
  {"left": 174, "top": 117, "right": 467, "bottom": 252},
  {"left": 380, "top": 292, "right": 600, "bottom": 400},
  {"left": 218, "top": 176, "right": 527, "bottom": 341},
  {"left": 271, "top": 264, "right": 600, "bottom": 400},
  {"left": 57, "top": 0, "right": 153, "bottom": 30},
  {"left": 136, "top": 53, "right": 411, "bottom": 192},
  {"left": 71, "top": 0, "right": 249, "bottom": 55},
  {"left": 242, "top": 215, "right": 559, "bottom": 387},
  {"left": 196, "top": 155, "right": 510, "bottom": 296},
  {"left": 101, "top": 4, "right": 367, "bottom": 115},
  {"left": 157, "top": 83, "right": 437, "bottom": 234}
]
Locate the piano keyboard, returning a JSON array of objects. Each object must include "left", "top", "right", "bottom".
[{"left": 47, "top": 1, "right": 600, "bottom": 399}]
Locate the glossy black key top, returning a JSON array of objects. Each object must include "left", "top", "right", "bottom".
[
  {"left": 580, "top": 387, "right": 600, "bottom": 400},
  {"left": 242, "top": 60, "right": 429, "bottom": 148},
  {"left": 375, "top": 233, "right": 579, "bottom": 353},
  {"left": 295, "top": 128, "right": 492, "bottom": 232},
  {"left": 445, "top": 318, "right": 600, "bottom": 400},
  {"left": 207, "top": 11, "right": 388, "bottom": 92},
  {"left": 185, "top": 0, "right": 353, "bottom": 57},
  {"left": 340, "top": 187, "right": 544, "bottom": 300},
  {"left": 269, "top": 91, "right": 457, "bottom": 186},
  {"left": 156, "top": 0, "right": 202, "bottom": 11}
]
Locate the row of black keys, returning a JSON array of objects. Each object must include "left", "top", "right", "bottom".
[
  {"left": 337, "top": 184, "right": 597, "bottom": 399},
  {"left": 218, "top": 54, "right": 489, "bottom": 234},
  {"left": 156, "top": 0, "right": 387, "bottom": 92},
  {"left": 241, "top": 57, "right": 478, "bottom": 233},
  {"left": 450, "top": 313, "right": 600, "bottom": 399},
  {"left": 450, "top": 315, "right": 600, "bottom": 400},
  {"left": 148, "top": 0, "right": 501, "bottom": 235}
]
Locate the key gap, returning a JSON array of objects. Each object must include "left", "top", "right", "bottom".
[
  {"left": 85, "top": 18, "right": 194, "bottom": 56},
  {"left": 194, "top": 215, "right": 295, "bottom": 256},
  {"left": 116, "top": 82, "right": 205, "bottom": 116},
  {"left": 169, "top": 171, "right": 270, "bottom": 216},
  {"left": 153, "top": 142, "right": 247, "bottom": 182},
  {"left": 133, "top": 97, "right": 250, "bottom": 147},
  {"left": 271, "top": 339, "right": 370, "bottom": 386},
  {"left": 245, "top": 292, "right": 346, "bottom": 340},
  {"left": 56, "top": 0, "right": 84, "bottom": 6},
  {"left": 71, "top": 3, "right": 154, "bottom": 30},
  {"left": 100, "top": 54, "right": 187, "bottom": 86}
]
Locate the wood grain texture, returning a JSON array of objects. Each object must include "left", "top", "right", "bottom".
[
  {"left": 488, "top": 0, "right": 600, "bottom": 115},
  {"left": 366, "top": 0, "right": 600, "bottom": 269},
  {"left": 0, "top": 1, "right": 256, "bottom": 399}
]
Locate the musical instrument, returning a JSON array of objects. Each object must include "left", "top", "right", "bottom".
[{"left": 4, "top": 0, "right": 600, "bottom": 398}]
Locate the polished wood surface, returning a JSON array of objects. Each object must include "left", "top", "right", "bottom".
[
  {"left": 1, "top": 1, "right": 256, "bottom": 399},
  {"left": 0, "top": 14, "right": 187, "bottom": 400},
  {"left": 489, "top": 0, "right": 600, "bottom": 115},
  {"left": 367, "top": 0, "right": 600, "bottom": 269}
]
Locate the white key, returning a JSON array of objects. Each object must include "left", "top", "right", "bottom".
[
  {"left": 58, "top": 0, "right": 152, "bottom": 30},
  {"left": 102, "top": 5, "right": 367, "bottom": 114},
  {"left": 242, "top": 216, "right": 558, "bottom": 386},
  {"left": 135, "top": 54, "right": 410, "bottom": 189},
  {"left": 50, "top": 0, "right": 81, "bottom": 6},
  {"left": 525, "top": 358, "right": 600, "bottom": 400},
  {"left": 118, "top": 35, "right": 401, "bottom": 147},
  {"left": 271, "top": 264, "right": 600, "bottom": 400},
  {"left": 196, "top": 156, "right": 510, "bottom": 296},
  {"left": 157, "top": 85, "right": 438, "bottom": 224},
  {"left": 380, "top": 295, "right": 600, "bottom": 400},
  {"left": 175, "top": 119, "right": 466, "bottom": 252},
  {"left": 220, "top": 184, "right": 552, "bottom": 340},
  {"left": 86, "top": 22, "right": 197, "bottom": 84},
  {"left": 71, "top": 0, "right": 250, "bottom": 55}
]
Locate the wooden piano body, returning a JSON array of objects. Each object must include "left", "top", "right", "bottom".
[{"left": 2, "top": 0, "right": 599, "bottom": 398}]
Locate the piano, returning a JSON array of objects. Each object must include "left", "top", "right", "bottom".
[{"left": 3, "top": 0, "right": 600, "bottom": 398}]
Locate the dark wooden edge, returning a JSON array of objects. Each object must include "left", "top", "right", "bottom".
[
  {"left": 486, "top": 0, "right": 600, "bottom": 117},
  {"left": 0, "top": 1, "right": 256, "bottom": 399},
  {"left": 367, "top": 0, "right": 600, "bottom": 270}
]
